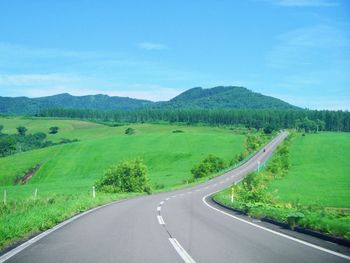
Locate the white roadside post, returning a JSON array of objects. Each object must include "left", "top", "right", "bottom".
[
  {"left": 34, "top": 188, "right": 38, "bottom": 200},
  {"left": 3, "top": 189, "right": 6, "bottom": 205},
  {"left": 92, "top": 186, "right": 96, "bottom": 198},
  {"left": 231, "top": 182, "right": 236, "bottom": 203}
]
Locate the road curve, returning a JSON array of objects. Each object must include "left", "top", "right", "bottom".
[{"left": 2, "top": 131, "right": 350, "bottom": 263}]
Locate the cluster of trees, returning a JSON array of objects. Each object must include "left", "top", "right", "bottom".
[
  {"left": 295, "top": 117, "right": 325, "bottom": 133},
  {"left": 191, "top": 155, "right": 225, "bottom": 179},
  {"left": 96, "top": 159, "right": 151, "bottom": 194},
  {"left": 0, "top": 124, "right": 74, "bottom": 157},
  {"left": 37, "top": 108, "right": 350, "bottom": 132}
]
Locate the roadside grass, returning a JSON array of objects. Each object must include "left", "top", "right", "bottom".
[
  {"left": 0, "top": 192, "right": 140, "bottom": 250},
  {"left": 0, "top": 117, "right": 245, "bottom": 250},
  {"left": 213, "top": 132, "right": 350, "bottom": 240}
]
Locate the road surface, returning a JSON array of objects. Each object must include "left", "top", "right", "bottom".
[{"left": 2, "top": 131, "right": 350, "bottom": 263}]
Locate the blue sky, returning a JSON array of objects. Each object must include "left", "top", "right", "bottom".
[{"left": 0, "top": 0, "right": 349, "bottom": 109}]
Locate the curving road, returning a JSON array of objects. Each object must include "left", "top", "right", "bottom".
[{"left": 2, "top": 131, "right": 350, "bottom": 263}]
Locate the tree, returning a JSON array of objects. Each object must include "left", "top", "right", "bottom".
[
  {"left": 125, "top": 127, "right": 135, "bottom": 135},
  {"left": 191, "top": 155, "right": 225, "bottom": 179},
  {"left": 315, "top": 119, "right": 325, "bottom": 132},
  {"left": 0, "top": 136, "right": 16, "bottom": 156},
  {"left": 33, "top": 132, "right": 47, "bottom": 141},
  {"left": 263, "top": 124, "right": 275, "bottom": 134},
  {"left": 97, "top": 159, "right": 151, "bottom": 193},
  {"left": 17, "top": 126, "right": 27, "bottom": 136},
  {"left": 0, "top": 125, "right": 3, "bottom": 134},
  {"left": 49, "top": 126, "right": 59, "bottom": 134}
]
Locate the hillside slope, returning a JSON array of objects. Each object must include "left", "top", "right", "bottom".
[
  {"left": 0, "top": 86, "right": 298, "bottom": 114},
  {"left": 157, "top": 86, "right": 298, "bottom": 109},
  {"left": 0, "top": 93, "right": 152, "bottom": 114}
]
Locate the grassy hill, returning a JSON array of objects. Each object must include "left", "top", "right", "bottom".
[
  {"left": 214, "top": 132, "right": 350, "bottom": 239},
  {"left": 157, "top": 86, "right": 298, "bottom": 109},
  {"left": 267, "top": 132, "right": 350, "bottom": 208},
  {"left": 0, "top": 117, "right": 245, "bottom": 249},
  {"left": 0, "top": 86, "right": 298, "bottom": 115}
]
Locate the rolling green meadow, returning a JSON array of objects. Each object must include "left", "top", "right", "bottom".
[
  {"left": 214, "top": 132, "right": 350, "bottom": 239},
  {"left": 0, "top": 117, "right": 245, "bottom": 250}
]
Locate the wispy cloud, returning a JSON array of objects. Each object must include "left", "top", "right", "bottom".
[
  {"left": 269, "top": 0, "right": 339, "bottom": 7},
  {"left": 0, "top": 73, "right": 79, "bottom": 85},
  {"left": 138, "top": 42, "right": 167, "bottom": 50},
  {"left": 266, "top": 25, "right": 350, "bottom": 68}
]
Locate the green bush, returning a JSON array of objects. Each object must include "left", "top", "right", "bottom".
[
  {"left": 191, "top": 155, "right": 225, "bottom": 179},
  {"left": 235, "top": 173, "right": 271, "bottom": 203},
  {"left": 49, "top": 126, "right": 59, "bottom": 134},
  {"left": 97, "top": 159, "right": 151, "bottom": 194},
  {"left": 16, "top": 126, "right": 27, "bottom": 136},
  {"left": 287, "top": 212, "right": 304, "bottom": 230},
  {"left": 125, "top": 127, "right": 135, "bottom": 135}
]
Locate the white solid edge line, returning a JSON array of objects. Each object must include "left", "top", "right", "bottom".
[
  {"left": 0, "top": 200, "right": 121, "bottom": 263},
  {"left": 202, "top": 191, "right": 350, "bottom": 260},
  {"left": 169, "top": 238, "right": 196, "bottom": 263},
  {"left": 157, "top": 215, "right": 165, "bottom": 225}
]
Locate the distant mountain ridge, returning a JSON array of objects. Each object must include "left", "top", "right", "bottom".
[
  {"left": 0, "top": 86, "right": 299, "bottom": 114},
  {"left": 158, "top": 86, "right": 297, "bottom": 109},
  {"left": 0, "top": 93, "right": 153, "bottom": 114}
]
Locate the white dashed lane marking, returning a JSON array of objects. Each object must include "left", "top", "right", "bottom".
[{"left": 157, "top": 215, "right": 165, "bottom": 225}]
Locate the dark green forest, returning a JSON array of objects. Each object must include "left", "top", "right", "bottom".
[{"left": 36, "top": 108, "right": 350, "bottom": 132}]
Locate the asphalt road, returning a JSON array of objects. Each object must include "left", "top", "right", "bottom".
[{"left": 2, "top": 131, "right": 350, "bottom": 263}]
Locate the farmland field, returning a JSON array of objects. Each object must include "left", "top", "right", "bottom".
[{"left": 0, "top": 117, "right": 245, "bottom": 249}]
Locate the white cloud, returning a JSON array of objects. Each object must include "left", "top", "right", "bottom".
[
  {"left": 271, "top": 0, "right": 339, "bottom": 7},
  {"left": 0, "top": 73, "right": 78, "bottom": 85},
  {"left": 138, "top": 42, "right": 167, "bottom": 50},
  {"left": 278, "top": 25, "right": 350, "bottom": 48}
]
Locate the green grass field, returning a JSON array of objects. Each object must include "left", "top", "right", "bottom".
[
  {"left": 267, "top": 132, "right": 350, "bottom": 208},
  {"left": 214, "top": 132, "right": 350, "bottom": 239},
  {"left": 0, "top": 117, "right": 245, "bottom": 249}
]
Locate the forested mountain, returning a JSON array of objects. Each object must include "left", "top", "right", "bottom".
[
  {"left": 0, "top": 86, "right": 299, "bottom": 114},
  {"left": 156, "top": 86, "right": 298, "bottom": 109},
  {"left": 0, "top": 93, "right": 152, "bottom": 114}
]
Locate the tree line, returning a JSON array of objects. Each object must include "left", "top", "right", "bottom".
[
  {"left": 0, "top": 124, "right": 76, "bottom": 157},
  {"left": 36, "top": 108, "right": 350, "bottom": 132}
]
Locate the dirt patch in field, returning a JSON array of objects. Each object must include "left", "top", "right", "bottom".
[{"left": 15, "top": 164, "right": 42, "bottom": 184}]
